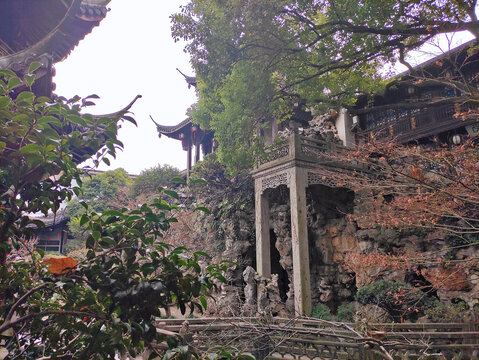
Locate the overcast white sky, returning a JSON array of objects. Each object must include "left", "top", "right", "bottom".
[{"left": 55, "top": 0, "right": 196, "bottom": 175}]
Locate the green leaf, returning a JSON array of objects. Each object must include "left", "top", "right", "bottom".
[
  {"left": 0, "top": 69, "right": 16, "bottom": 77},
  {"left": 194, "top": 251, "right": 210, "bottom": 259},
  {"left": 66, "top": 114, "right": 87, "bottom": 126},
  {"left": 24, "top": 74, "right": 36, "bottom": 88},
  {"left": 171, "top": 177, "right": 186, "bottom": 184},
  {"left": 85, "top": 94, "right": 100, "bottom": 100},
  {"left": 19, "top": 144, "right": 42, "bottom": 154},
  {"left": 164, "top": 189, "right": 179, "bottom": 200},
  {"left": 199, "top": 295, "right": 207, "bottom": 309},
  {"left": 122, "top": 115, "right": 137, "bottom": 126},
  {"left": 16, "top": 91, "right": 35, "bottom": 105},
  {"left": 195, "top": 206, "right": 211, "bottom": 214},
  {"left": 0, "top": 96, "right": 11, "bottom": 108},
  {"left": 28, "top": 62, "right": 42, "bottom": 73},
  {"left": 80, "top": 214, "right": 89, "bottom": 226},
  {"left": 38, "top": 116, "right": 62, "bottom": 127},
  {"left": 92, "top": 231, "right": 101, "bottom": 241},
  {"left": 7, "top": 77, "right": 22, "bottom": 90},
  {"left": 0, "top": 142, "right": 5, "bottom": 151},
  {"left": 100, "top": 237, "right": 116, "bottom": 247},
  {"left": 103, "top": 158, "right": 110, "bottom": 166},
  {"left": 189, "top": 178, "right": 206, "bottom": 184}
]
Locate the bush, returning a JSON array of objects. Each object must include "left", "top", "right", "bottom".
[
  {"left": 132, "top": 164, "right": 182, "bottom": 196},
  {"left": 336, "top": 303, "right": 355, "bottom": 322},
  {"left": 425, "top": 300, "right": 470, "bottom": 323},
  {"left": 190, "top": 153, "right": 227, "bottom": 184},
  {"left": 355, "top": 280, "right": 430, "bottom": 321},
  {"left": 311, "top": 303, "right": 333, "bottom": 320}
]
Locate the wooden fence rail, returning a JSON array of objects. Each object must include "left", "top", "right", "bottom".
[{"left": 157, "top": 317, "right": 479, "bottom": 360}]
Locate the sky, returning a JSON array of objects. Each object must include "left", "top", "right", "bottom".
[{"left": 54, "top": 0, "right": 196, "bottom": 175}]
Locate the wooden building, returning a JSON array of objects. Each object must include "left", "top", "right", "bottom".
[
  {"left": 153, "top": 117, "right": 215, "bottom": 179},
  {"left": 352, "top": 40, "right": 479, "bottom": 145}
]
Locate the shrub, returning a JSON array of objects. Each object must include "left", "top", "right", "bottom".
[
  {"left": 355, "top": 280, "right": 429, "bottom": 321},
  {"left": 132, "top": 164, "right": 182, "bottom": 196},
  {"left": 336, "top": 303, "right": 355, "bottom": 322},
  {"left": 425, "top": 300, "right": 470, "bottom": 323},
  {"left": 311, "top": 303, "right": 333, "bottom": 321}
]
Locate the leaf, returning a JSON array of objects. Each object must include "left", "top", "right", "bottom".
[
  {"left": 171, "top": 177, "right": 186, "bottom": 184},
  {"left": 189, "top": 178, "right": 206, "bottom": 184},
  {"left": 7, "top": 77, "right": 22, "bottom": 90},
  {"left": 16, "top": 91, "right": 35, "bottom": 105},
  {"left": 19, "top": 144, "right": 42, "bottom": 154},
  {"left": 85, "top": 94, "right": 100, "bottom": 100},
  {"left": 194, "top": 251, "right": 210, "bottom": 259},
  {"left": 122, "top": 115, "right": 137, "bottom": 126},
  {"left": 0, "top": 96, "right": 11, "bottom": 108},
  {"left": 195, "top": 206, "right": 211, "bottom": 214},
  {"left": 42, "top": 256, "right": 78, "bottom": 275},
  {"left": 92, "top": 231, "right": 101, "bottom": 241},
  {"left": 28, "top": 61, "right": 42, "bottom": 73},
  {"left": 24, "top": 74, "right": 36, "bottom": 88},
  {"left": 38, "top": 116, "right": 62, "bottom": 127},
  {"left": 66, "top": 114, "right": 87, "bottom": 126},
  {"left": 164, "top": 189, "right": 179, "bottom": 200},
  {"left": 199, "top": 295, "right": 207, "bottom": 309},
  {"left": 103, "top": 157, "right": 111, "bottom": 166},
  {"left": 80, "top": 214, "right": 89, "bottom": 226}
]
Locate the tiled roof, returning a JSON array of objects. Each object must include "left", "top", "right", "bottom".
[
  {"left": 153, "top": 117, "right": 193, "bottom": 135},
  {"left": 0, "top": 0, "right": 110, "bottom": 70}
]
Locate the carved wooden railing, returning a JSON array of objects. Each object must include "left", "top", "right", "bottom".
[
  {"left": 359, "top": 101, "right": 478, "bottom": 143},
  {"left": 158, "top": 317, "right": 479, "bottom": 360}
]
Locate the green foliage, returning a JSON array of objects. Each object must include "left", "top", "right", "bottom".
[
  {"left": 311, "top": 303, "right": 333, "bottom": 321},
  {"left": 66, "top": 168, "right": 133, "bottom": 220},
  {"left": 2, "top": 191, "right": 228, "bottom": 358},
  {"left": 190, "top": 153, "right": 226, "bottom": 183},
  {"left": 64, "top": 216, "right": 89, "bottom": 254},
  {"left": 171, "top": 0, "right": 478, "bottom": 173},
  {"left": 336, "top": 303, "right": 355, "bottom": 322},
  {"left": 132, "top": 164, "right": 182, "bottom": 197},
  {"left": 0, "top": 71, "right": 227, "bottom": 358},
  {"left": 0, "top": 68, "right": 126, "bottom": 265},
  {"left": 355, "top": 280, "right": 430, "bottom": 321},
  {"left": 425, "top": 300, "right": 471, "bottom": 323}
]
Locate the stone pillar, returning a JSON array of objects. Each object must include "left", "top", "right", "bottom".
[
  {"left": 289, "top": 167, "right": 312, "bottom": 316},
  {"left": 255, "top": 179, "right": 271, "bottom": 278}
]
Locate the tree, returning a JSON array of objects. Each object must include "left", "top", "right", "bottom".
[
  {"left": 0, "top": 64, "right": 129, "bottom": 267},
  {"left": 132, "top": 164, "right": 182, "bottom": 197},
  {"left": 66, "top": 169, "right": 133, "bottom": 219},
  {"left": 65, "top": 169, "right": 134, "bottom": 253},
  {"left": 0, "top": 69, "right": 227, "bottom": 359},
  {"left": 327, "top": 138, "right": 479, "bottom": 238},
  {"left": 171, "top": 0, "right": 479, "bottom": 172}
]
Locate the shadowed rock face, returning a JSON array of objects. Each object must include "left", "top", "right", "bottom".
[{"left": 159, "top": 156, "right": 478, "bottom": 320}]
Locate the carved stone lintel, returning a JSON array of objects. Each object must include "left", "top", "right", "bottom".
[
  {"left": 261, "top": 172, "right": 288, "bottom": 193},
  {"left": 307, "top": 171, "right": 337, "bottom": 188}
]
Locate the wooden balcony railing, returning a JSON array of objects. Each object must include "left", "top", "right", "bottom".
[{"left": 359, "top": 101, "right": 478, "bottom": 143}]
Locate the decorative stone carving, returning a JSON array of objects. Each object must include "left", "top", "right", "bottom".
[
  {"left": 258, "top": 145, "right": 290, "bottom": 165},
  {"left": 307, "top": 172, "right": 337, "bottom": 187},
  {"left": 261, "top": 172, "right": 288, "bottom": 192}
]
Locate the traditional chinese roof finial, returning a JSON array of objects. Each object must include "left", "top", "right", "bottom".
[{"left": 176, "top": 68, "right": 197, "bottom": 89}]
